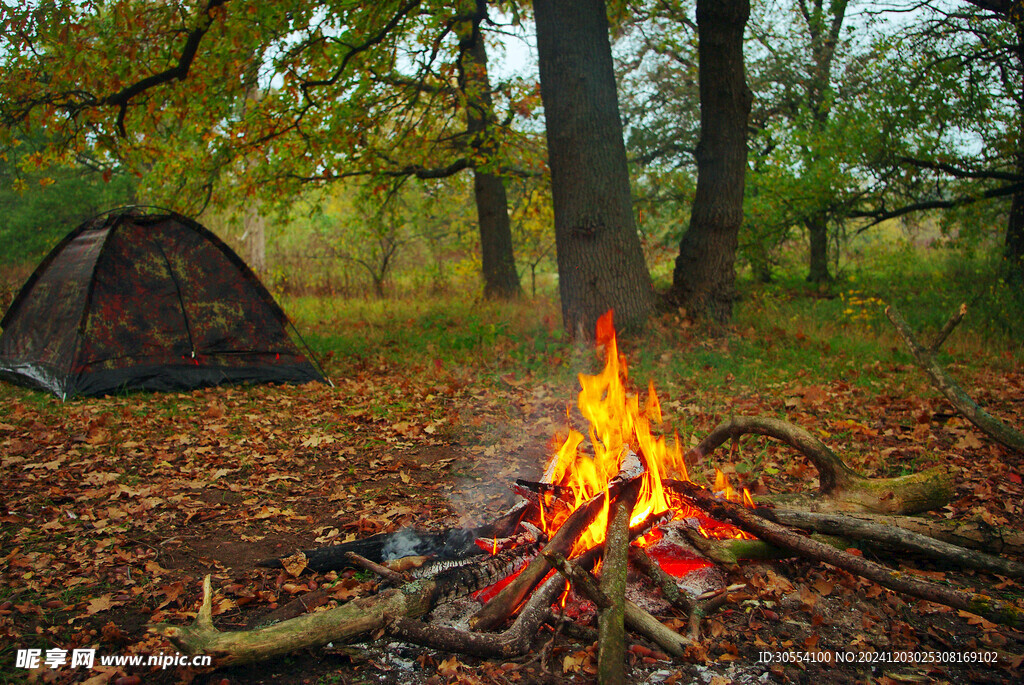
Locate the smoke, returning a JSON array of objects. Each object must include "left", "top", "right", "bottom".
[
  {"left": 381, "top": 528, "right": 425, "bottom": 561},
  {"left": 380, "top": 527, "right": 480, "bottom": 561}
]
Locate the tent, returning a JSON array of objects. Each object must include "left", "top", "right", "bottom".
[{"left": 0, "top": 208, "right": 326, "bottom": 398}]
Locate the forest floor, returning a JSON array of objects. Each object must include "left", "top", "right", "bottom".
[{"left": 2, "top": 295, "right": 1024, "bottom": 685}]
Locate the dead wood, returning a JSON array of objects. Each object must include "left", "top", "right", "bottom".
[
  {"left": 156, "top": 545, "right": 528, "bottom": 665},
  {"left": 689, "top": 415, "right": 953, "bottom": 514},
  {"left": 545, "top": 552, "right": 691, "bottom": 658},
  {"left": 244, "top": 586, "right": 333, "bottom": 629},
  {"left": 259, "top": 527, "right": 486, "bottom": 573},
  {"left": 669, "top": 480, "right": 1024, "bottom": 628},
  {"left": 470, "top": 481, "right": 621, "bottom": 631},
  {"left": 779, "top": 511, "right": 1024, "bottom": 558},
  {"left": 345, "top": 552, "right": 406, "bottom": 584},
  {"left": 598, "top": 479, "right": 640, "bottom": 685},
  {"left": 387, "top": 573, "right": 568, "bottom": 658},
  {"left": 629, "top": 547, "right": 730, "bottom": 641},
  {"left": 886, "top": 303, "right": 1024, "bottom": 455},
  {"left": 759, "top": 509, "right": 1024, "bottom": 578}
]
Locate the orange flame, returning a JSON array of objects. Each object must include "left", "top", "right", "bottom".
[{"left": 541, "top": 311, "right": 751, "bottom": 551}]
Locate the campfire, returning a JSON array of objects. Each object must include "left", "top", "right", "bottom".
[{"left": 156, "top": 307, "right": 1023, "bottom": 678}]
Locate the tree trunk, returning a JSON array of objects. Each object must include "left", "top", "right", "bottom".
[
  {"left": 243, "top": 203, "right": 267, "bottom": 274},
  {"left": 457, "top": 0, "right": 522, "bottom": 300},
  {"left": 806, "top": 211, "right": 831, "bottom": 283},
  {"left": 533, "top": 0, "right": 654, "bottom": 338},
  {"left": 666, "top": 0, "right": 751, "bottom": 323},
  {"left": 1006, "top": 24, "right": 1024, "bottom": 285}
]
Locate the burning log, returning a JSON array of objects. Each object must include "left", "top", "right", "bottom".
[
  {"left": 470, "top": 480, "right": 623, "bottom": 631},
  {"left": 628, "top": 547, "right": 730, "bottom": 641},
  {"left": 545, "top": 552, "right": 692, "bottom": 659},
  {"left": 689, "top": 415, "right": 953, "bottom": 514},
  {"left": 597, "top": 478, "right": 641, "bottom": 685},
  {"left": 887, "top": 303, "right": 1024, "bottom": 455},
  {"left": 669, "top": 479, "right": 1024, "bottom": 628},
  {"left": 387, "top": 573, "right": 569, "bottom": 659}
]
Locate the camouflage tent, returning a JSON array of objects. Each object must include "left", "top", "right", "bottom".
[{"left": 0, "top": 208, "right": 326, "bottom": 398}]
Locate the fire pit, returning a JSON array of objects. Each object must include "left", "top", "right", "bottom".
[{"left": 154, "top": 311, "right": 1022, "bottom": 678}]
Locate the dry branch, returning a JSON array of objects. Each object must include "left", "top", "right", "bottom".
[
  {"left": 886, "top": 303, "right": 1024, "bottom": 454},
  {"left": 689, "top": 415, "right": 952, "bottom": 514},
  {"left": 345, "top": 552, "right": 406, "bottom": 584},
  {"left": 387, "top": 573, "right": 568, "bottom": 658},
  {"left": 758, "top": 509, "right": 1024, "bottom": 578},
  {"left": 156, "top": 545, "right": 529, "bottom": 665},
  {"left": 669, "top": 481, "right": 1024, "bottom": 628},
  {"left": 545, "top": 553, "right": 691, "bottom": 658}
]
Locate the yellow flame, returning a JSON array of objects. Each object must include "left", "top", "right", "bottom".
[{"left": 541, "top": 311, "right": 753, "bottom": 550}]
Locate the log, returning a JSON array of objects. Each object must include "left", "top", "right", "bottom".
[
  {"left": 772, "top": 510, "right": 1024, "bottom": 558},
  {"left": 387, "top": 573, "right": 568, "bottom": 658},
  {"left": 156, "top": 575, "right": 439, "bottom": 665},
  {"left": 345, "top": 551, "right": 405, "bottom": 584},
  {"left": 758, "top": 509, "right": 1024, "bottom": 578},
  {"left": 886, "top": 303, "right": 1024, "bottom": 455},
  {"left": 545, "top": 552, "right": 691, "bottom": 658},
  {"left": 598, "top": 479, "right": 640, "bottom": 685},
  {"left": 669, "top": 481, "right": 1024, "bottom": 628},
  {"left": 156, "top": 543, "right": 529, "bottom": 664},
  {"left": 470, "top": 482, "right": 621, "bottom": 631},
  {"left": 688, "top": 415, "right": 953, "bottom": 514}
]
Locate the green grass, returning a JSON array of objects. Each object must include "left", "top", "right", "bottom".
[{"left": 269, "top": 240, "right": 1023, "bottom": 425}]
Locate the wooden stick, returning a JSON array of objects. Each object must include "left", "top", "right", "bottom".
[
  {"left": 598, "top": 479, "right": 640, "bottom": 685},
  {"left": 668, "top": 480, "right": 1024, "bottom": 628},
  {"left": 544, "top": 552, "right": 691, "bottom": 658},
  {"left": 345, "top": 551, "right": 406, "bottom": 584},
  {"left": 929, "top": 302, "right": 967, "bottom": 353},
  {"left": 470, "top": 481, "right": 623, "bottom": 631},
  {"left": 757, "top": 509, "right": 1024, "bottom": 578},
  {"left": 156, "top": 545, "right": 529, "bottom": 664},
  {"left": 388, "top": 573, "right": 568, "bottom": 658},
  {"left": 628, "top": 546, "right": 693, "bottom": 612},
  {"left": 887, "top": 303, "right": 1024, "bottom": 454}
]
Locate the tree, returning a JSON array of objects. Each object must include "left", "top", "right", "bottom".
[
  {"left": 862, "top": 1, "right": 1024, "bottom": 285},
  {"left": 0, "top": 0, "right": 534, "bottom": 298},
  {"left": 664, "top": 0, "right": 752, "bottom": 322},
  {"left": 454, "top": 0, "right": 523, "bottom": 299},
  {"left": 532, "top": 0, "right": 655, "bottom": 336}
]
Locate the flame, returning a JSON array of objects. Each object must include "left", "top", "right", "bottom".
[{"left": 541, "top": 311, "right": 751, "bottom": 551}]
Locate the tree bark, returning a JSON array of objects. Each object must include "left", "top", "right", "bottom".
[
  {"left": 533, "top": 0, "right": 654, "bottom": 338},
  {"left": 456, "top": 0, "right": 522, "bottom": 300},
  {"left": 666, "top": 0, "right": 752, "bottom": 323},
  {"left": 805, "top": 211, "right": 831, "bottom": 283}
]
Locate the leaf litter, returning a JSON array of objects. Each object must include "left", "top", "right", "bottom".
[{"left": 1, "top": 328, "right": 1023, "bottom": 684}]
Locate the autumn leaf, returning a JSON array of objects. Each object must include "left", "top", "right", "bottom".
[
  {"left": 87, "top": 594, "right": 113, "bottom": 615},
  {"left": 282, "top": 551, "right": 308, "bottom": 578}
]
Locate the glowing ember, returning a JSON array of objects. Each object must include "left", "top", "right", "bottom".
[{"left": 541, "top": 311, "right": 753, "bottom": 553}]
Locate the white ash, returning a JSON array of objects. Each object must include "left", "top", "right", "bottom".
[{"left": 427, "top": 596, "right": 483, "bottom": 631}]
